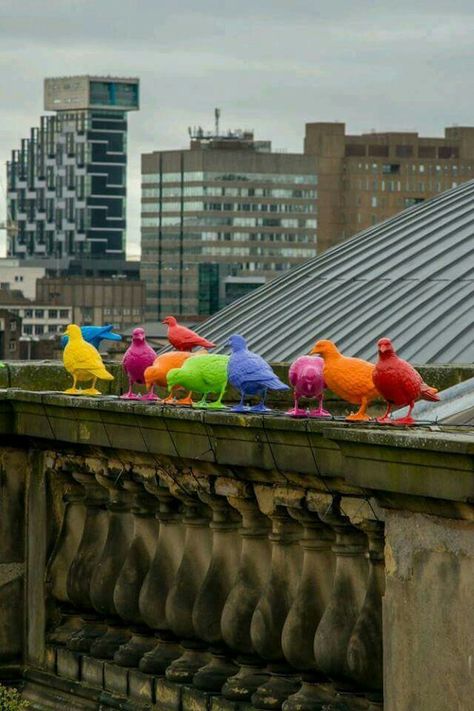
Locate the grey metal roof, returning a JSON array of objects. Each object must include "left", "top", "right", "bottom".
[{"left": 191, "top": 180, "right": 474, "bottom": 364}]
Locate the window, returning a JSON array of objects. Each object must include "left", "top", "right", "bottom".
[
  {"left": 396, "top": 145, "right": 414, "bottom": 158},
  {"left": 371, "top": 196, "right": 378, "bottom": 208},
  {"left": 9, "top": 321, "right": 16, "bottom": 332},
  {"left": 34, "top": 309, "right": 44, "bottom": 318},
  {"left": 23, "top": 325, "right": 33, "bottom": 335},
  {"left": 59, "top": 309, "right": 69, "bottom": 318},
  {"left": 9, "top": 342, "right": 16, "bottom": 352},
  {"left": 34, "top": 325, "right": 44, "bottom": 335},
  {"left": 48, "top": 309, "right": 58, "bottom": 319}
]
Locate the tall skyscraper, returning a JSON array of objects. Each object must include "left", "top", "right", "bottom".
[
  {"left": 141, "top": 121, "right": 318, "bottom": 320},
  {"left": 304, "top": 122, "right": 474, "bottom": 252},
  {"left": 6, "top": 75, "right": 139, "bottom": 268}
]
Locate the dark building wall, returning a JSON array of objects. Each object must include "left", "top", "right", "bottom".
[{"left": 0, "top": 310, "right": 22, "bottom": 359}]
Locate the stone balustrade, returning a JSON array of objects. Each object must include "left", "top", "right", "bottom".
[{"left": 0, "top": 390, "right": 472, "bottom": 711}]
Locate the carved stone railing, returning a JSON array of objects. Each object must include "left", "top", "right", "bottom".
[{"left": 0, "top": 390, "right": 472, "bottom": 711}]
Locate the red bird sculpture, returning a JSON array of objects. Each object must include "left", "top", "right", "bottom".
[
  {"left": 162, "top": 316, "right": 216, "bottom": 352},
  {"left": 372, "top": 337, "right": 440, "bottom": 425}
]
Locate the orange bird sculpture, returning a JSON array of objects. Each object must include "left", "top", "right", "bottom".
[
  {"left": 143, "top": 351, "right": 194, "bottom": 404},
  {"left": 310, "top": 340, "right": 379, "bottom": 421},
  {"left": 162, "top": 316, "right": 216, "bottom": 351}
]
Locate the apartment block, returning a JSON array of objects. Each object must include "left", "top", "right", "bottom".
[
  {"left": 304, "top": 123, "right": 474, "bottom": 252},
  {"left": 141, "top": 123, "right": 317, "bottom": 320},
  {"left": 6, "top": 75, "right": 139, "bottom": 267}
]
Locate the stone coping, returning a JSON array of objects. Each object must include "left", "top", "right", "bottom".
[{"left": 0, "top": 389, "right": 472, "bottom": 509}]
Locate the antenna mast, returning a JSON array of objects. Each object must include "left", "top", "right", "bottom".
[{"left": 214, "top": 108, "right": 221, "bottom": 137}]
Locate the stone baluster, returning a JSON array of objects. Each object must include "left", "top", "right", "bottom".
[
  {"left": 191, "top": 493, "right": 242, "bottom": 691},
  {"left": 250, "top": 497, "right": 304, "bottom": 710},
  {"left": 312, "top": 500, "right": 369, "bottom": 691},
  {"left": 221, "top": 496, "right": 272, "bottom": 702},
  {"left": 281, "top": 503, "right": 336, "bottom": 711},
  {"left": 65, "top": 467, "right": 110, "bottom": 652},
  {"left": 164, "top": 495, "right": 213, "bottom": 684},
  {"left": 46, "top": 466, "right": 87, "bottom": 644},
  {"left": 112, "top": 476, "right": 160, "bottom": 667},
  {"left": 81, "top": 468, "right": 135, "bottom": 659},
  {"left": 138, "top": 480, "right": 186, "bottom": 675},
  {"left": 347, "top": 520, "right": 385, "bottom": 703}
]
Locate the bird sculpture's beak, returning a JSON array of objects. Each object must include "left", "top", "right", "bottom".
[{"left": 309, "top": 346, "right": 319, "bottom": 355}]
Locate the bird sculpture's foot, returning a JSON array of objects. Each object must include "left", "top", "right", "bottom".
[
  {"left": 81, "top": 388, "right": 101, "bottom": 396},
  {"left": 63, "top": 387, "right": 81, "bottom": 395},
  {"left": 309, "top": 407, "right": 331, "bottom": 418},
  {"left": 286, "top": 407, "right": 307, "bottom": 418},
  {"left": 174, "top": 396, "right": 193, "bottom": 406},
  {"left": 250, "top": 403, "right": 272, "bottom": 413},
  {"left": 120, "top": 392, "right": 141, "bottom": 400},
  {"left": 192, "top": 401, "right": 208, "bottom": 409},
  {"left": 141, "top": 392, "right": 160, "bottom": 401},
  {"left": 205, "top": 401, "right": 227, "bottom": 410},
  {"left": 376, "top": 416, "right": 393, "bottom": 425},
  {"left": 162, "top": 395, "right": 177, "bottom": 404},
  {"left": 393, "top": 416, "right": 416, "bottom": 426},
  {"left": 346, "top": 412, "right": 371, "bottom": 422},
  {"left": 231, "top": 404, "right": 250, "bottom": 413}
]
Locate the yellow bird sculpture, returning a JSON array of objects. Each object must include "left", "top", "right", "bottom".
[{"left": 62, "top": 324, "right": 114, "bottom": 395}]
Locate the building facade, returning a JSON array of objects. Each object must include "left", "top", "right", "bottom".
[
  {"left": 6, "top": 75, "right": 139, "bottom": 266},
  {"left": 35, "top": 276, "right": 146, "bottom": 331},
  {"left": 141, "top": 130, "right": 317, "bottom": 320},
  {"left": 0, "top": 309, "right": 22, "bottom": 359},
  {"left": 0, "top": 259, "right": 46, "bottom": 299},
  {"left": 304, "top": 123, "right": 474, "bottom": 252}
]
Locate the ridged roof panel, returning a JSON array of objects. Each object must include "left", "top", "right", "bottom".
[{"left": 177, "top": 180, "right": 474, "bottom": 364}]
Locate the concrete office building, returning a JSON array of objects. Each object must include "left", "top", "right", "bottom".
[
  {"left": 6, "top": 75, "right": 139, "bottom": 269},
  {"left": 305, "top": 123, "right": 474, "bottom": 252},
  {"left": 141, "top": 121, "right": 318, "bottom": 319}
]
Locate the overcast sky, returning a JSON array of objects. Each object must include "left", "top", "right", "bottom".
[{"left": 1, "top": 0, "right": 473, "bottom": 257}]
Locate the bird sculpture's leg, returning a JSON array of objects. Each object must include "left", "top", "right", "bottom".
[
  {"left": 64, "top": 374, "right": 80, "bottom": 395},
  {"left": 250, "top": 389, "right": 272, "bottom": 413},
  {"left": 193, "top": 393, "right": 208, "bottom": 409},
  {"left": 309, "top": 394, "right": 331, "bottom": 418},
  {"left": 82, "top": 377, "right": 101, "bottom": 397},
  {"left": 287, "top": 394, "right": 306, "bottom": 417},
  {"left": 346, "top": 397, "right": 371, "bottom": 421},
  {"left": 175, "top": 390, "right": 194, "bottom": 406},
  {"left": 120, "top": 377, "right": 140, "bottom": 400},
  {"left": 142, "top": 384, "right": 160, "bottom": 401},
  {"left": 393, "top": 402, "right": 416, "bottom": 425},
  {"left": 163, "top": 386, "right": 179, "bottom": 404},
  {"left": 206, "top": 383, "right": 227, "bottom": 410},
  {"left": 231, "top": 391, "right": 248, "bottom": 413},
  {"left": 376, "top": 402, "right": 393, "bottom": 424}
]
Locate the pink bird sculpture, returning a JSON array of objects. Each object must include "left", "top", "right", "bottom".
[
  {"left": 287, "top": 355, "right": 331, "bottom": 418},
  {"left": 121, "top": 328, "right": 157, "bottom": 400},
  {"left": 162, "top": 316, "right": 216, "bottom": 352}
]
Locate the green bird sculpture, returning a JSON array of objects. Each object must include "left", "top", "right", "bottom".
[{"left": 166, "top": 354, "right": 229, "bottom": 409}]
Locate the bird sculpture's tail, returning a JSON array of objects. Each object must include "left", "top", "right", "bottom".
[
  {"left": 91, "top": 366, "right": 114, "bottom": 381},
  {"left": 196, "top": 337, "right": 216, "bottom": 350},
  {"left": 420, "top": 383, "right": 440, "bottom": 402}
]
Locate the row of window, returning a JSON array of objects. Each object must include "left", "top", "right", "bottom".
[
  {"left": 143, "top": 171, "right": 317, "bottom": 185},
  {"left": 8, "top": 308, "right": 70, "bottom": 319},
  {"left": 23, "top": 324, "right": 63, "bottom": 336},
  {"left": 352, "top": 162, "right": 471, "bottom": 175},
  {"left": 143, "top": 216, "right": 317, "bottom": 228},
  {"left": 142, "top": 201, "right": 315, "bottom": 214},
  {"left": 351, "top": 178, "right": 459, "bottom": 193},
  {"left": 142, "top": 186, "right": 317, "bottom": 199}
]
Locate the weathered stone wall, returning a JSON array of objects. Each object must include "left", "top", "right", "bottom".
[
  {"left": 383, "top": 510, "right": 474, "bottom": 711},
  {"left": 0, "top": 390, "right": 471, "bottom": 710}
]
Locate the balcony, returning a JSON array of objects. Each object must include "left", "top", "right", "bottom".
[{"left": 0, "top": 366, "right": 472, "bottom": 711}]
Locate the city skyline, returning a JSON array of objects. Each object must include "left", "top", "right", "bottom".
[{"left": 1, "top": 0, "right": 473, "bottom": 258}]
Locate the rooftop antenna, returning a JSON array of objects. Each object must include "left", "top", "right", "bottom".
[{"left": 215, "top": 108, "right": 221, "bottom": 137}]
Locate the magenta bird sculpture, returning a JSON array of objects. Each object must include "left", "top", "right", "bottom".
[
  {"left": 287, "top": 355, "right": 331, "bottom": 418},
  {"left": 121, "top": 328, "right": 157, "bottom": 400}
]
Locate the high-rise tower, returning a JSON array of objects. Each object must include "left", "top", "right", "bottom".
[{"left": 6, "top": 76, "right": 139, "bottom": 269}]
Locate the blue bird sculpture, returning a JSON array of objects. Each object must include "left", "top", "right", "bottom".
[
  {"left": 61, "top": 324, "right": 122, "bottom": 351},
  {"left": 227, "top": 334, "right": 289, "bottom": 413}
]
